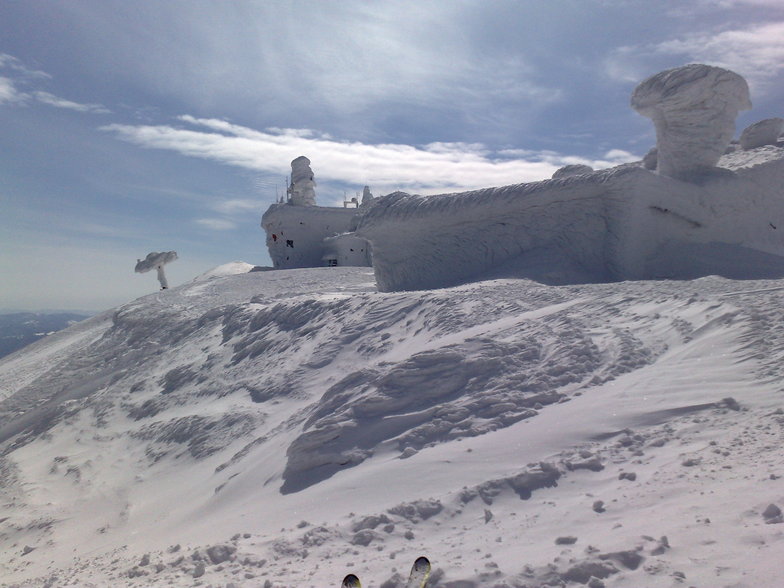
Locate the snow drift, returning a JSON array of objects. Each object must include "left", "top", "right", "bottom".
[{"left": 2, "top": 268, "right": 784, "bottom": 587}]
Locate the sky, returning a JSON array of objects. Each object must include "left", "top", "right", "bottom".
[{"left": 1, "top": 0, "right": 783, "bottom": 312}]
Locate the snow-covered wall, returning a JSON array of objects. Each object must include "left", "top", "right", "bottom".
[
  {"left": 356, "top": 148, "right": 784, "bottom": 291},
  {"left": 355, "top": 176, "right": 617, "bottom": 291},
  {"left": 261, "top": 203, "right": 366, "bottom": 269},
  {"left": 323, "top": 233, "right": 372, "bottom": 267}
]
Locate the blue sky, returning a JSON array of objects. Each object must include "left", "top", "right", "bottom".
[{"left": 1, "top": 0, "right": 783, "bottom": 311}]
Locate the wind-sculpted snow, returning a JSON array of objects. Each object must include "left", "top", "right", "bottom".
[
  {"left": 3, "top": 268, "right": 784, "bottom": 587},
  {"left": 740, "top": 117, "right": 784, "bottom": 150},
  {"left": 631, "top": 64, "right": 751, "bottom": 180},
  {"left": 356, "top": 147, "right": 784, "bottom": 291},
  {"left": 355, "top": 170, "right": 624, "bottom": 291},
  {"left": 281, "top": 293, "right": 656, "bottom": 492}
]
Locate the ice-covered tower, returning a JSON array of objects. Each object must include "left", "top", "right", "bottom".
[
  {"left": 361, "top": 186, "right": 375, "bottom": 207},
  {"left": 631, "top": 64, "right": 751, "bottom": 181},
  {"left": 288, "top": 156, "right": 317, "bottom": 206}
]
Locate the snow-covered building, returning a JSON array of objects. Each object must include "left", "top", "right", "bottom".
[
  {"left": 261, "top": 157, "right": 373, "bottom": 269},
  {"left": 262, "top": 66, "right": 783, "bottom": 290},
  {"left": 354, "top": 64, "right": 784, "bottom": 292}
]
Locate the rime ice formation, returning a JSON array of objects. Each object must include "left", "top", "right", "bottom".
[
  {"left": 642, "top": 147, "right": 658, "bottom": 170},
  {"left": 288, "top": 155, "right": 317, "bottom": 206},
  {"left": 134, "top": 251, "right": 178, "bottom": 290},
  {"left": 631, "top": 64, "right": 751, "bottom": 181},
  {"left": 361, "top": 185, "right": 375, "bottom": 206},
  {"left": 262, "top": 66, "right": 781, "bottom": 291},
  {"left": 356, "top": 148, "right": 784, "bottom": 292},
  {"left": 262, "top": 204, "right": 360, "bottom": 268},
  {"left": 261, "top": 156, "right": 373, "bottom": 269},
  {"left": 552, "top": 164, "right": 593, "bottom": 179},
  {"left": 740, "top": 117, "right": 784, "bottom": 150},
  {"left": 350, "top": 64, "right": 784, "bottom": 292},
  {"left": 323, "top": 233, "right": 372, "bottom": 267}
]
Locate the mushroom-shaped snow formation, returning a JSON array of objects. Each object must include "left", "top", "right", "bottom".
[
  {"left": 289, "top": 156, "right": 317, "bottom": 206},
  {"left": 552, "top": 164, "right": 593, "bottom": 179},
  {"left": 135, "top": 251, "right": 178, "bottom": 290},
  {"left": 631, "top": 64, "right": 751, "bottom": 181},
  {"left": 740, "top": 118, "right": 784, "bottom": 150}
]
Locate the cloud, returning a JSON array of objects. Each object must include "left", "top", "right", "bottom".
[
  {"left": 103, "top": 117, "right": 641, "bottom": 196},
  {"left": 687, "top": 0, "right": 784, "bottom": 7},
  {"left": 0, "top": 76, "right": 24, "bottom": 104},
  {"left": 0, "top": 53, "right": 50, "bottom": 79},
  {"left": 0, "top": 53, "right": 109, "bottom": 113},
  {"left": 653, "top": 21, "right": 784, "bottom": 87},
  {"left": 605, "top": 21, "right": 784, "bottom": 93},
  {"left": 211, "top": 199, "right": 263, "bottom": 215},
  {"left": 32, "top": 91, "right": 110, "bottom": 114},
  {"left": 195, "top": 218, "right": 237, "bottom": 231}
]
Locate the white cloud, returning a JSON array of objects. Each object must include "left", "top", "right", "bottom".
[
  {"left": 690, "top": 0, "right": 784, "bottom": 7},
  {"left": 195, "top": 218, "right": 236, "bottom": 231},
  {"left": 104, "top": 117, "right": 640, "bottom": 196},
  {"left": 212, "top": 199, "right": 263, "bottom": 215},
  {"left": 32, "top": 91, "right": 110, "bottom": 114},
  {"left": 0, "top": 53, "right": 109, "bottom": 113},
  {"left": 654, "top": 22, "right": 784, "bottom": 87},
  {"left": 604, "top": 149, "right": 638, "bottom": 161},
  {"left": 0, "top": 76, "right": 24, "bottom": 104},
  {"left": 0, "top": 53, "right": 50, "bottom": 79},
  {"left": 605, "top": 21, "right": 784, "bottom": 94}
]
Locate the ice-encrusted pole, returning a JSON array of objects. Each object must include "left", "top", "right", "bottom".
[
  {"left": 631, "top": 64, "right": 751, "bottom": 181},
  {"left": 135, "top": 251, "right": 178, "bottom": 290}
]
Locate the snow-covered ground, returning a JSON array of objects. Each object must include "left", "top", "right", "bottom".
[{"left": 1, "top": 266, "right": 783, "bottom": 587}]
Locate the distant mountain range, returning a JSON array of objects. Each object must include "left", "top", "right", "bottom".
[{"left": 0, "top": 312, "right": 91, "bottom": 359}]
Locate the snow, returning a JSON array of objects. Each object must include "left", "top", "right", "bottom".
[
  {"left": 290, "top": 155, "right": 317, "bottom": 206},
  {"left": 630, "top": 64, "right": 751, "bottom": 181},
  {"left": 361, "top": 186, "right": 375, "bottom": 207},
  {"left": 2, "top": 267, "right": 784, "bottom": 587},
  {"left": 262, "top": 203, "right": 363, "bottom": 269},
  {"left": 193, "top": 261, "right": 255, "bottom": 281},
  {"left": 3, "top": 63, "right": 784, "bottom": 588},
  {"left": 739, "top": 117, "right": 784, "bottom": 150},
  {"left": 135, "top": 251, "right": 178, "bottom": 289},
  {"left": 134, "top": 251, "right": 178, "bottom": 274},
  {"left": 355, "top": 147, "right": 784, "bottom": 292},
  {"left": 552, "top": 164, "right": 593, "bottom": 179}
]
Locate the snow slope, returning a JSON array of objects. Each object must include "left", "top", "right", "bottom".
[{"left": 1, "top": 267, "right": 784, "bottom": 587}]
